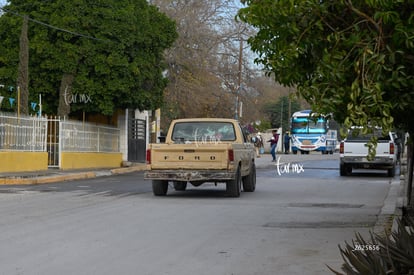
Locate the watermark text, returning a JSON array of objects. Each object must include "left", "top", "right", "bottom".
[
  {"left": 276, "top": 156, "right": 305, "bottom": 176},
  {"left": 352, "top": 243, "right": 380, "bottom": 252}
]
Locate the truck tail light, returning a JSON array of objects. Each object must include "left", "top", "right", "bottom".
[
  {"left": 339, "top": 142, "right": 344, "bottom": 154},
  {"left": 146, "top": 149, "right": 151, "bottom": 164},
  {"left": 228, "top": 149, "right": 234, "bottom": 162},
  {"left": 390, "top": 142, "right": 395, "bottom": 155}
]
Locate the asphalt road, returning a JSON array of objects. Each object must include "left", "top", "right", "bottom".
[{"left": 0, "top": 154, "right": 393, "bottom": 275}]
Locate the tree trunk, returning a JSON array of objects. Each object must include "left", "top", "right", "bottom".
[
  {"left": 57, "top": 73, "right": 75, "bottom": 118},
  {"left": 17, "top": 15, "right": 29, "bottom": 115}
]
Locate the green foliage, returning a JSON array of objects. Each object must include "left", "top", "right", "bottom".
[
  {"left": 255, "top": 120, "right": 272, "bottom": 133},
  {"left": 262, "top": 96, "right": 301, "bottom": 130},
  {"left": 328, "top": 217, "right": 414, "bottom": 275},
  {"left": 237, "top": 0, "right": 414, "bottom": 135},
  {"left": 0, "top": 0, "right": 177, "bottom": 115}
]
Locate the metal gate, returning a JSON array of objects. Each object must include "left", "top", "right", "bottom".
[
  {"left": 128, "top": 117, "right": 146, "bottom": 162},
  {"left": 47, "top": 117, "right": 60, "bottom": 168}
]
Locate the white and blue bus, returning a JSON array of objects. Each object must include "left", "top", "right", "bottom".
[{"left": 290, "top": 110, "right": 337, "bottom": 154}]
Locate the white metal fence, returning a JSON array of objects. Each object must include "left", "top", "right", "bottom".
[
  {"left": 0, "top": 112, "right": 120, "bottom": 168},
  {"left": 60, "top": 120, "right": 120, "bottom": 152},
  {"left": 0, "top": 113, "right": 47, "bottom": 151}
]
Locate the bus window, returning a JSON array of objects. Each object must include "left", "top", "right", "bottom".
[{"left": 291, "top": 117, "right": 327, "bottom": 134}]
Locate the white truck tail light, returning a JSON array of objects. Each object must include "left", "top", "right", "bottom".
[
  {"left": 339, "top": 141, "right": 344, "bottom": 154},
  {"left": 390, "top": 142, "right": 395, "bottom": 155}
]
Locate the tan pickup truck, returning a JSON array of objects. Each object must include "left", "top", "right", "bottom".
[{"left": 144, "top": 118, "right": 256, "bottom": 197}]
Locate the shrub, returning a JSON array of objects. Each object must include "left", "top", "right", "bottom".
[{"left": 329, "top": 217, "right": 414, "bottom": 274}]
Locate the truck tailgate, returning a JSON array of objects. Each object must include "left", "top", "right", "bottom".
[
  {"left": 343, "top": 141, "right": 392, "bottom": 156},
  {"left": 148, "top": 143, "right": 231, "bottom": 170}
]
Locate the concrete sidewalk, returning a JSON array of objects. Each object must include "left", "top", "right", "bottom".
[{"left": 0, "top": 164, "right": 147, "bottom": 185}]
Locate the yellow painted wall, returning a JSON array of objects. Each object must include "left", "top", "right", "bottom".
[
  {"left": 0, "top": 152, "right": 48, "bottom": 173},
  {"left": 61, "top": 152, "right": 122, "bottom": 170}
]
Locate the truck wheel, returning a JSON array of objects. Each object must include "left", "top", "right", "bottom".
[
  {"left": 340, "top": 163, "right": 347, "bottom": 176},
  {"left": 173, "top": 181, "right": 187, "bottom": 191},
  {"left": 242, "top": 163, "right": 256, "bottom": 192},
  {"left": 226, "top": 166, "right": 241, "bottom": 197},
  {"left": 340, "top": 163, "right": 352, "bottom": 176},
  {"left": 152, "top": 180, "right": 168, "bottom": 196},
  {"left": 388, "top": 165, "right": 395, "bottom": 177}
]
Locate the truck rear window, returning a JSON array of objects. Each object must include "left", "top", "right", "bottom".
[
  {"left": 346, "top": 128, "right": 390, "bottom": 142},
  {"left": 172, "top": 122, "right": 236, "bottom": 143}
]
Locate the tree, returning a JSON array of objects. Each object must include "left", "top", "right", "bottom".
[
  {"left": 0, "top": 0, "right": 177, "bottom": 117},
  {"left": 17, "top": 14, "right": 28, "bottom": 115},
  {"left": 263, "top": 96, "right": 301, "bottom": 130},
  {"left": 150, "top": 0, "right": 236, "bottom": 120},
  {"left": 150, "top": 0, "right": 260, "bottom": 125},
  {"left": 237, "top": 1, "right": 414, "bottom": 132},
  {"left": 237, "top": 1, "right": 414, "bottom": 206}
]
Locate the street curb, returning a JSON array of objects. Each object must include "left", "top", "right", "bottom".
[
  {"left": 0, "top": 164, "right": 147, "bottom": 185},
  {"left": 0, "top": 171, "right": 97, "bottom": 185},
  {"left": 111, "top": 165, "right": 146, "bottom": 175},
  {"left": 373, "top": 177, "right": 401, "bottom": 236}
]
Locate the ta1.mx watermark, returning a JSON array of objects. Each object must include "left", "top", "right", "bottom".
[{"left": 275, "top": 156, "right": 305, "bottom": 176}]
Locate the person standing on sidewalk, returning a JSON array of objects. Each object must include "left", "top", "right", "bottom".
[
  {"left": 268, "top": 130, "right": 279, "bottom": 162},
  {"left": 253, "top": 132, "right": 264, "bottom": 158},
  {"left": 284, "top": 131, "right": 290, "bottom": 154}
]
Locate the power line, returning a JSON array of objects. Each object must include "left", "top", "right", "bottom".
[{"left": 0, "top": 7, "right": 108, "bottom": 42}]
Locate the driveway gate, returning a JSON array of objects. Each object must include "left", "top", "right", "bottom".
[{"left": 128, "top": 114, "right": 146, "bottom": 163}]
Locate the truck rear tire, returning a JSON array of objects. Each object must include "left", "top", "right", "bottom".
[
  {"left": 173, "top": 181, "right": 187, "bottom": 191},
  {"left": 388, "top": 166, "right": 395, "bottom": 177},
  {"left": 242, "top": 163, "right": 256, "bottom": 192},
  {"left": 226, "top": 166, "right": 241, "bottom": 197},
  {"left": 152, "top": 180, "right": 168, "bottom": 196},
  {"left": 340, "top": 163, "right": 351, "bottom": 176},
  {"left": 340, "top": 163, "right": 345, "bottom": 176}
]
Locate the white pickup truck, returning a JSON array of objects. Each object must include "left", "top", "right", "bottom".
[
  {"left": 144, "top": 118, "right": 256, "bottom": 197},
  {"left": 339, "top": 128, "right": 397, "bottom": 176}
]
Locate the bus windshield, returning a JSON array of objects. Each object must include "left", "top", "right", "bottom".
[{"left": 291, "top": 117, "right": 327, "bottom": 134}]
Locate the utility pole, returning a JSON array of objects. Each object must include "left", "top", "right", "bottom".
[
  {"left": 280, "top": 99, "right": 283, "bottom": 129},
  {"left": 235, "top": 39, "right": 242, "bottom": 120},
  {"left": 288, "top": 87, "right": 292, "bottom": 132}
]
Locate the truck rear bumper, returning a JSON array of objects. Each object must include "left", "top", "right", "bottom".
[
  {"left": 144, "top": 170, "right": 235, "bottom": 182},
  {"left": 340, "top": 157, "right": 395, "bottom": 168}
]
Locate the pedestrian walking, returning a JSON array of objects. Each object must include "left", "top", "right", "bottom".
[
  {"left": 253, "top": 132, "right": 264, "bottom": 158},
  {"left": 268, "top": 130, "right": 279, "bottom": 162}
]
